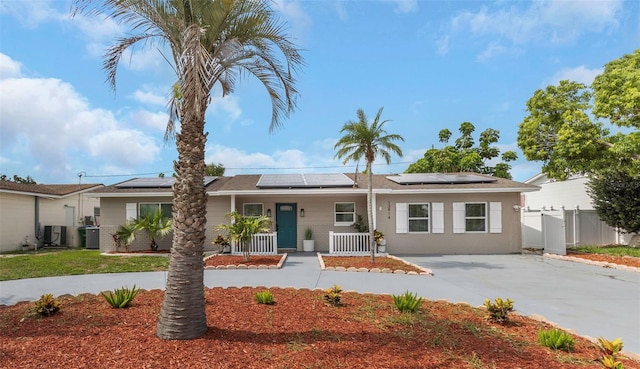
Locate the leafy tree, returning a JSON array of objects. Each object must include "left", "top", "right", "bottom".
[
  {"left": 205, "top": 162, "right": 225, "bottom": 176},
  {"left": 334, "top": 107, "right": 404, "bottom": 263},
  {"left": 0, "top": 174, "right": 37, "bottom": 184},
  {"left": 586, "top": 170, "right": 640, "bottom": 245},
  {"left": 115, "top": 210, "right": 172, "bottom": 251},
  {"left": 73, "top": 0, "right": 302, "bottom": 340},
  {"left": 517, "top": 50, "right": 639, "bottom": 180},
  {"left": 405, "top": 122, "right": 517, "bottom": 179},
  {"left": 216, "top": 211, "right": 271, "bottom": 261}
]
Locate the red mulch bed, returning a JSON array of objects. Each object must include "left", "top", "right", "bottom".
[
  {"left": 204, "top": 255, "right": 283, "bottom": 268},
  {"left": 566, "top": 252, "right": 640, "bottom": 268},
  {"left": 2, "top": 287, "right": 638, "bottom": 368},
  {"left": 321, "top": 255, "right": 424, "bottom": 273}
]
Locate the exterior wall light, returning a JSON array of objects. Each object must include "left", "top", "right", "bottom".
[
  {"left": 267, "top": 209, "right": 271, "bottom": 217},
  {"left": 300, "top": 208, "right": 305, "bottom": 217}
]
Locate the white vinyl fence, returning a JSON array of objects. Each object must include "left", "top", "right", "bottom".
[
  {"left": 230, "top": 232, "right": 277, "bottom": 255},
  {"left": 329, "top": 232, "right": 371, "bottom": 255}
]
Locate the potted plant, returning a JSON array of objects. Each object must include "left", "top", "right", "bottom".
[
  {"left": 374, "top": 230, "right": 386, "bottom": 253},
  {"left": 303, "top": 227, "right": 315, "bottom": 252}
]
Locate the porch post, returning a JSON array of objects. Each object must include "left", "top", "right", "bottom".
[{"left": 372, "top": 193, "right": 377, "bottom": 230}]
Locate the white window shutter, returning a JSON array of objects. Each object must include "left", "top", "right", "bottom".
[
  {"left": 490, "top": 202, "right": 502, "bottom": 233},
  {"left": 395, "top": 203, "right": 408, "bottom": 234},
  {"left": 453, "top": 202, "right": 465, "bottom": 234},
  {"left": 432, "top": 202, "right": 444, "bottom": 233},
  {"left": 125, "top": 203, "right": 137, "bottom": 221}
]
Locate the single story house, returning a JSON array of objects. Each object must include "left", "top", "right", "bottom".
[
  {"left": 89, "top": 173, "right": 538, "bottom": 255},
  {"left": 521, "top": 173, "right": 632, "bottom": 247},
  {"left": 0, "top": 181, "right": 103, "bottom": 252}
]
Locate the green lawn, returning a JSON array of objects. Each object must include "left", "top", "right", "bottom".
[
  {"left": 569, "top": 245, "right": 640, "bottom": 258},
  {"left": 0, "top": 249, "right": 169, "bottom": 281}
]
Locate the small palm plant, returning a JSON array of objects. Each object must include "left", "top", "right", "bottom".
[
  {"left": 216, "top": 211, "right": 271, "bottom": 262},
  {"left": 115, "top": 210, "right": 172, "bottom": 251}
]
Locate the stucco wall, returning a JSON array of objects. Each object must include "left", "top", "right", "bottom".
[
  {"left": 0, "top": 192, "right": 100, "bottom": 251},
  {"left": 375, "top": 192, "right": 522, "bottom": 254},
  {"left": 523, "top": 177, "right": 593, "bottom": 210},
  {"left": 0, "top": 192, "right": 35, "bottom": 252}
]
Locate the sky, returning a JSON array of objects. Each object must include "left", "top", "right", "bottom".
[{"left": 0, "top": 0, "right": 638, "bottom": 185}]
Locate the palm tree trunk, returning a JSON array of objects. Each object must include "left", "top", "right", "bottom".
[
  {"left": 156, "top": 116, "right": 208, "bottom": 340},
  {"left": 367, "top": 163, "right": 375, "bottom": 263}
]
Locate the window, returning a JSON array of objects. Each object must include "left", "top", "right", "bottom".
[
  {"left": 408, "top": 203, "right": 429, "bottom": 232},
  {"left": 334, "top": 202, "right": 355, "bottom": 225},
  {"left": 453, "top": 202, "right": 501, "bottom": 234},
  {"left": 396, "top": 202, "right": 443, "bottom": 234},
  {"left": 465, "top": 203, "right": 486, "bottom": 232},
  {"left": 139, "top": 203, "right": 172, "bottom": 218},
  {"left": 243, "top": 203, "right": 264, "bottom": 217}
]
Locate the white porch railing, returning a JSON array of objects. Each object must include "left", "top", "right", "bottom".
[
  {"left": 231, "top": 232, "right": 278, "bottom": 255},
  {"left": 329, "top": 231, "right": 371, "bottom": 255}
]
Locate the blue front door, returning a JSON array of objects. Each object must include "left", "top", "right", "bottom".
[{"left": 276, "top": 203, "right": 297, "bottom": 249}]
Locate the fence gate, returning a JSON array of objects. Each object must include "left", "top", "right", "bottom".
[{"left": 542, "top": 210, "right": 566, "bottom": 255}]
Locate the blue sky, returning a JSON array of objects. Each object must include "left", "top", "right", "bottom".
[{"left": 1, "top": 0, "right": 638, "bottom": 185}]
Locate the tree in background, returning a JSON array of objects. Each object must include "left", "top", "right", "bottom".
[
  {"left": 405, "top": 122, "right": 517, "bottom": 179},
  {"left": 73, "top": 0, "right": 302, "bottom": 340},
  {"left": 334, "top": 107, "right": 404, "bottom": 263},
  {"left": 517, "top": 50, "right": 639, "bottom": 180},
  {"left": 205, "top": 162, "right": 225, "bottom": 176},
  {"left": 0, "top": 174, "right": 37, "bottom": 184},
  {"left": 586, "top": 169, "right": 640, "bottom": 246}
]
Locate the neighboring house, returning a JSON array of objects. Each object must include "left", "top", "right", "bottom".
[
  {"left": 521, "top": 173, "right": 631, "bottom": 248},
  {"left": 0, "top": 181, "right": 103, "bottom": 252},
  {"left": 89, "top": 173, "right": 538, "bottom": 255}
]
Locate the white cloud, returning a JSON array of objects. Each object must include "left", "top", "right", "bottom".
[
  {"left": 0, "top": 0, "right": 64, "bottom": 28},
  {"left": 272, "top": 0, "right": 313, "bottom": 42},
  {"left": 210, "top": 94, "right": 243, "bottom": 123},
  {"left": 130, "top": 87, "right": 167, "bottom": 106},
  {"left": 547, "top": 65, "right": 603, "bottom": 86},
  {"left": 476, "top": 42, "right": 507, "bottom": 62},
  {"left": 129, "top": 110, "right": 169, "bottom": 132},
  {"left": 0, "top": 53, "right": 22, "bottom": 79},
  {"left": 444, "top": 0, "right": 622, "bottom": 57},
  {"left": 388, "top": 0, "right": 418, "bottom": 14},
  {"left": 205, "top": 145, "right": 307, "bottom": 174},
  {"left": 435, "top": 35, "right": 450, "bottom": 55},
  {"left": 0, "top": 72, "right": 162, "bottom": 180}
]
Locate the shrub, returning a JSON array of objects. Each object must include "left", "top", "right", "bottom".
[
  {"left": 324, "top": 284, "right": 342, "bottom": 306},
  {"left": 538, "top": 328, "right": 575, "bottom": 351},
  {"left": 392, "top": 291, "right": 423, "bottom": 313},
  {"left": 102, "top": 285, "right": 139, "bottom": 308},
  {"left": 597, "top": 337, "right": 624, "bottom": 369},
  {"left": 483, "top": 297, "right": 514, "bottom": 323},
  {"left": 255, "top": 290, "right": 275, "bottom": 305},
  {"left": 35, "top": 294, "right": 60, "bottom": 317}
]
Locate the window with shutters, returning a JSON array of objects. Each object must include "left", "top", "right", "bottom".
[{"left": 408, "top": 203, "right": 429, "bottom": 232}]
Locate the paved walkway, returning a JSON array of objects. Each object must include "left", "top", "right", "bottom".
[{"left": 1, "top": 253, "right": 638, "bottom": 354}]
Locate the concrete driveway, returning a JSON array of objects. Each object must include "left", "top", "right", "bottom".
[{"left": 1, "top": 253, "right": 638, "bottom": 354}]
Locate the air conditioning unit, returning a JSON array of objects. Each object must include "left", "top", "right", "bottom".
[{"left": 44, "top": 226, "right": 67, "bottom": 247}]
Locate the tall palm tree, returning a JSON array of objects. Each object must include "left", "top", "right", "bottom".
[
  {"left": 73, "top": 0, "right": 302, "bottom": 340},
  {"left": 334, "top": 107, "right": 404, "bottom": 263}
]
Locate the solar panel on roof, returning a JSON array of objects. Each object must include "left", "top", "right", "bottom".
[
  {"left": 256, "top": 174, "right": 353, "bottom": 188},
  {"left": 115, "top": 176, "right": 218, "bottom": 188},
  {"left": 386, "top": 173, "right": 497, "bottom": 185}
]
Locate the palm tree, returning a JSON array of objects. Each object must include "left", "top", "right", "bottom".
[
  {"left": 216, "top": 211, "right": 271, "bottom": 261},
  {"left": 334, "top": 107, "right": 404, "bottom": 263},
  {"left": 73, "top": 0, "right": 302, "bottom": 340}
]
